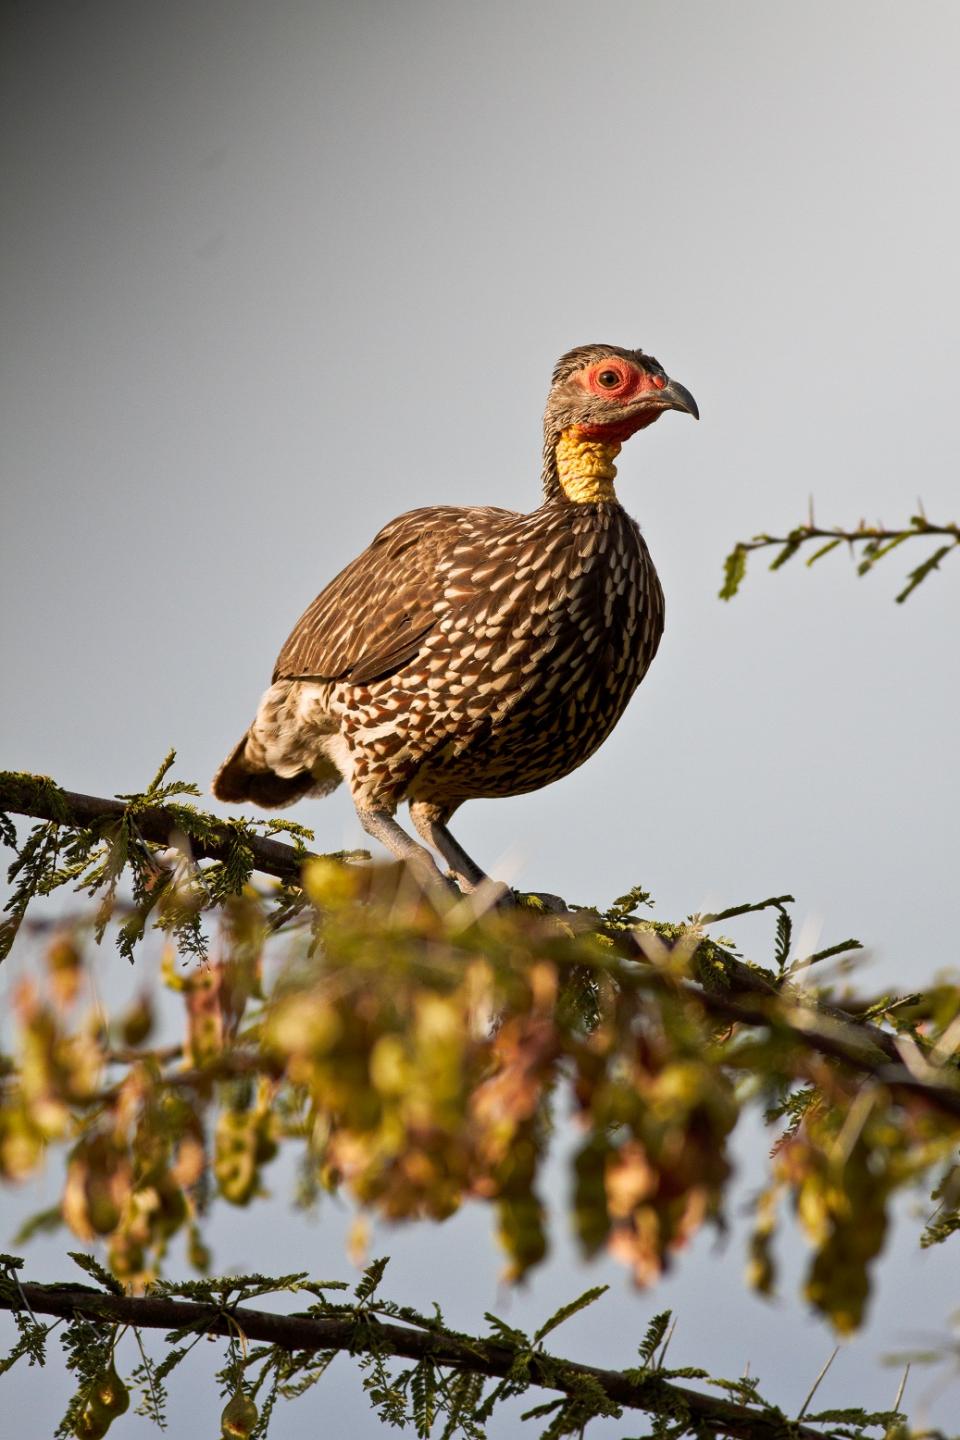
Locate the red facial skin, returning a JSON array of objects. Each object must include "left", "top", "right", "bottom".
[{"left": 571, "top": 359, "right": 667, "bottom": 442}]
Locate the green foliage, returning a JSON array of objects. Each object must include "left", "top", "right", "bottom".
[
  {"left": 719, "top": 542, "right": 747, "bottom": 601},
  {"left": 532, "top": 1285, "right": 608, "bottom": 1343},
  {"left": 600, "top": 885, "right": 655, "bottom": 922},
  {"left": 896, "top": 542, "right": 956, "bottom": 603},
  {"left": 0, "top": 758, "right": 350, "bottom": 966},
  {"left": 12, "top": 1257, "right": 886, "bottom": 1440},
  {"left": 68, "top": 1252, "right": 125, "bottom": 1297},
  {"left": 636, "top": 1310, "right": 673, "bottom": 1369},
  {"left": 719, "top": 513, "right": 959, "bottom": 601},
  {"left": 1, "top": 811, "right": 70, "bottom": 961},
  {"left": 0, "top": 1255, "right": 49, "bottom": 1376},
  {"left": 920, "top": 1163, "right": 960, "bottom": 1249},
  {"left": 55, "top": 1314, "right": 123, "bottom": 1439}
]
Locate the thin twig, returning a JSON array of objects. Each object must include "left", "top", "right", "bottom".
[
  {"left": 797, "top": 1346, "right": 840, "bottom": 1420},
  {"left": 656, "top": 1316, "right": 678, "bottom": 1372},
  {"left": 132, "top": 1325, "right": 163, "bottom": 1421},
  {"left": 892, "top": 1363, "right": 910, "bottom": 1413},
  {"left": 720, "top": 516, "right": 960, "bottom": 602},
  {"left": 739, "top": 521, "right": 959, "bottom": 555}
]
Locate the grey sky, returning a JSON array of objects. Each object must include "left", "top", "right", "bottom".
[{"left": 2, "top": 1, "right": 959, "bottom": 1432}]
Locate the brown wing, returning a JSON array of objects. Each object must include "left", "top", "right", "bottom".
[{"left": 273, "top": 506, "right": 509, "bottom": 685}]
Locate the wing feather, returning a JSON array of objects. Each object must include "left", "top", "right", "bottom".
[{"left": 273, "top": 506, "right": 510, "bottom": 684}]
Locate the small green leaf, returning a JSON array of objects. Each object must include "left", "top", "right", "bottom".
[
  {"left": 533, "top": 1286, "right": 608, "bottom": 1344},
  {"left": 519, "top": 1397, "right": 564, "bottom": 1421},
  {"left": 805, "top": 537, "right": 842, "bottom": 567},
  {"left": 144, "top": 749, "right": 178, "bottom": 797},
  {"left": 768, "top": 535, "right": 803, "bottom": 572},
  {"left": 857, "top": 530, "right": 912, "bottom": 575},
  {"left": 719, "top": 543, "right": 748, "bottom": 600},
  {"left": 484, "top": 1313, "right": 528, "bottom": 1346},
  {"left": 896, "top": 543, "right": 955, "bottom": 602},
  {"left": 637, "top": 1311, "right": 672, "bottom": 1368},
  {"left": 774, "top": 907, "right": 792, "bottom": 971},
  {"left": 354, "top": 1257, "right": 389, "bottom": 1304},
  {"left": 13, "top": 1207, "right": 64, "bottom": 1246},
  {"left": 68, "top": 1251, "right": 125, "bottom": 1296}
]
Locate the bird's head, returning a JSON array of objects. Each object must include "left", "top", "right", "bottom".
[{"left": 542, "top": 344, "right": 698, "bottom": 503}]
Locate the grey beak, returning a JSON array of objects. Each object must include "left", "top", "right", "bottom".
[{"left": 661, "top": 378, "right": 699, "bottom": 420}]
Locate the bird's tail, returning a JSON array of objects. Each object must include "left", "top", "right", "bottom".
[{"left": 212, "top": 732, "right": 339, "bottom": 810}]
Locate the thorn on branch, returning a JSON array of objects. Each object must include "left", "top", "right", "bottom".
[{"left": 719, "top": 513, "right": 959, "bottom": 601}]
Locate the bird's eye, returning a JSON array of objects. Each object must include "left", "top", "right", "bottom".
[{"left": 597, "top": 369, "right": 621, "bottom": 388}]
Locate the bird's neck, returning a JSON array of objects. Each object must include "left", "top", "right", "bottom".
[{"left": 542, "top": 426, "right": 621, "bottom": 504}]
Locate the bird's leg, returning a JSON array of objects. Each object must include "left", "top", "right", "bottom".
[
  {"left": 353, "top": 804, "right": 448, "bottom": 887},
  {"left": 409, "top": 800, "right": 509, "bottom": 901}
]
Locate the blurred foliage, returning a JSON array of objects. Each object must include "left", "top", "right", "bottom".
[
  {"left": 2, "top": 766, "right": 960, "bottom": 1436},
  {"left": 720, "top": 512, "right": 959, "bottom": 602}
]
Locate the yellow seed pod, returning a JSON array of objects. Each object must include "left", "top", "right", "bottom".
[
  {"left": 220, "top": 1388, "right": 258, "bottom": 1439},
  {"left": 47, "top": 935, "right": 83, "bottom": 1005},
  {"left": 153, "top": 1175, "right": 189, "bottom": 1238},
  {"left": 188, "top": 1225, "right": 212, "bottom": 1271},
  {"left": 87, "top": 1166, "right": 127, "bottom": 1236},
  {"left": 92, "top": 1362, "right": 130, "bottom": 1418},
  {"left": 214, "top": 1110, "right": 259, "bottom": 1205},
  {"left": 119, "top": 993, "right": 154, "bottom": 1047},
  {"left": 266, "top": 994, "right": 342, "bottom": 1058},
  {"left": 652, "top": 1059, "right": 707, "bottom": 1110},
  {"left": 303, "top": 856, "right": 360, "bottom": 909},
  {"left": 0, "top": 1109, "right": 45, "bottom": 1180},
  {"left": 370, "top": 1034, "right": 409, "bottom": 1096},
  {"left": 72, "top": 1402, "right": 111, "bottom": 1439},
  {"left": 253, "top": 1104, "right": 279, "bottom": 1164}
]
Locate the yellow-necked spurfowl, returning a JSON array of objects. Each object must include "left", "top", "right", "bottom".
[{"left": 214, "top": 344, "right": 698, "bottom": 889}]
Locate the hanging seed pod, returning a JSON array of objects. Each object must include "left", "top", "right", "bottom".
[
  {"left": 72, "top": 1402, "right": 111, "bottom": 1440},
  {"left": 46, "top": 934, "right": 83, "bottom": 1005},
  {"left": 220, "top": 1387, "right": 258, "bottom": 1439},
  {"left": 119, "top": 992, "right": 154, "bottom": 1046},
  {"left": 92, "top": 1361, "right": 130, "bottom": 1419}
]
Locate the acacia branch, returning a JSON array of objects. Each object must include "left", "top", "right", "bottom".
[
  {"left": 4, "top": 772, "right": 959, "bottom": 1124},
  {"left": 671, "top": 976, "right": 960, "bottom": 1123},
  {"left": 1, "top": 1282, "right": 832, "bottom": 1440},
  {"left": 0, "top": 771, "right": 318, "bottom": 884},
  {"left": 736, "top": 520, "right": 959, "bottom": 551},
  {"left": 720, "top": 515, "right": 960, "bottom": 601}
]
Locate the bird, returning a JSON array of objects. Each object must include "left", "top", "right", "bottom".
[{"left": 213, "top": 344, "right": 698, "bottom": 893}]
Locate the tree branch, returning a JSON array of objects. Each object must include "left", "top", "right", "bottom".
[
  {"left": 720, "top": 515, "right": 960, "bottom": 601},
  {"left": 667, "top": 974, "right": 960, "bottom": 1123},
  {"left": 0, "top": 771, "right": 317, "bottom": 884},
  {"left": 4, "top": 771, "right": 959, "bottom": 1124},
  {"left": 735, "top": 520, "right": 959, "bottom": 550},
  {"left": 1, "top": 1282, "right": 831, "bottom": 1440}
]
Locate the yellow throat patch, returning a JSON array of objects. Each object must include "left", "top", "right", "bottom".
[{"left": 555, "top": 428, "right": 620, "bottom": 503}]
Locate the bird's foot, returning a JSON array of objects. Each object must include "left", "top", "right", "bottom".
[{"left": 446, "top": 870, "right": 516, "bottom": 913}]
